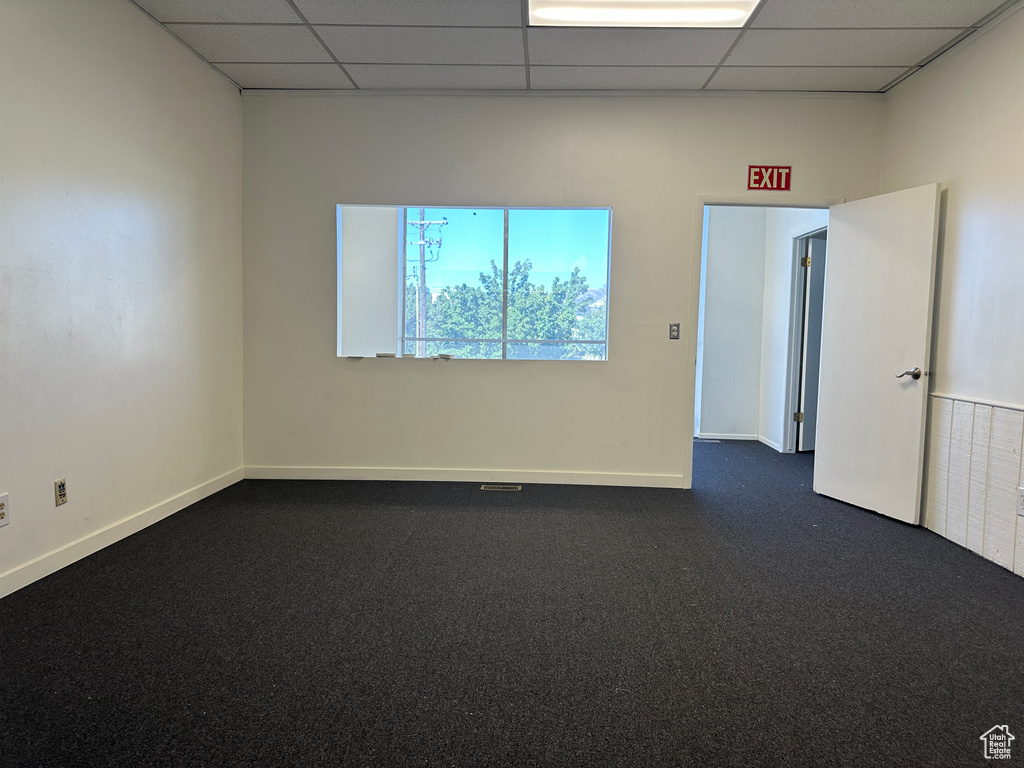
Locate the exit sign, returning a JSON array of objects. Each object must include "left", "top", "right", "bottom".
[{"left": 748, "top": 165, "right": 792, "bottom": 190}]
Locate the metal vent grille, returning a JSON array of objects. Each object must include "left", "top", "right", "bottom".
[{"left": 480, "top": 484, "right": 522, "bottom": 492}]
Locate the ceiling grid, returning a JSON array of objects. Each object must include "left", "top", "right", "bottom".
[{"left": 127, "top": 0, "right": 1023, "bottom": 92}]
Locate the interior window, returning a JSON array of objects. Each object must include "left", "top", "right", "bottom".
[{"left": 338, "top": 205, "right": 611, "bottom": 361}]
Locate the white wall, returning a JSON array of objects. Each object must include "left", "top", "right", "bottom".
[
  {"left": 0, "top": 0, "right": 244, "bottom": 597},
  {"left": 882, "top": 6, "right": 1024, "bottom": 408},
  {"left": 759, "top": 208, "right": 829, "bottom": 450},
  {"left": 695, "top": 206, "right": 826, "bottom": 447},
  {"left": 880, "top": 4, "right": 1024, "bottom": 576},
  {"left": 696, "top": 206, "right": 766, "bottom": 440},
  {"left": 243, "top": 93, "right": 883, "bottom": 487}
]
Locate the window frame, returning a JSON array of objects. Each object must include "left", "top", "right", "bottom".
[{"left": 400, "top": 205, "right": 612, "bottom": 361}]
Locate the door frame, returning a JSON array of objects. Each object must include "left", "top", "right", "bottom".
[
  {"left": 784, "top": 220, "right": 829, "bottom": 453},
  {"left": 684, "top": 193, "right": 844, "bottom": 487}
]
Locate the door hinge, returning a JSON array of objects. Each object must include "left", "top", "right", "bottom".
[
  {"left": 800, "top": 256, "right": 811, "bottom": 268},
  {"left": 793, "top": 412, "right": 804, "bottom": 423}
]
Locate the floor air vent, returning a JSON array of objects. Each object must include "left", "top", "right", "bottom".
[{"left": 480, "top": 484, "right": 522, "bottom": 492}]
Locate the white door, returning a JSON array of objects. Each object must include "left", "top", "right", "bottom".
[
  {"left": 798, "top": 234, "right": 827, "bottom": 452},
  {"left": 813, "top": 184, "right": 941, "bottom": 524}
]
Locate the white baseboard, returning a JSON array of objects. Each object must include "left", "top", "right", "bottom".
[
  {"left": 696, "top": 433, "right": 759, "bottom": 441},
  {"left": 245, "top": 465, "right": 686, "bottom": 489},
  {"left": 0, "top": 467, "right": 244, "bottom": 600}
]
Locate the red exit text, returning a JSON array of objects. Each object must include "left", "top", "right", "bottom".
[{"left": 748, "top": 165, "right": 792, "bottom": 190}]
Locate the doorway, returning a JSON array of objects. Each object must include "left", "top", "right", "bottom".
[
  {"left": 788, "top": 228, "right": 827, "bottom": 453},
  {"left": 690, "top": 186, "right": 940, "bottom": 522},
  {"left": 693, "top": 205, "right": 829, "bottom": 455}
]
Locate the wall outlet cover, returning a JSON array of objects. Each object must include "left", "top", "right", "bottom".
[
  {"left": 0, "top": 493, "right": 8, "bottom": 527},
  {"left": 1018, "top": 487, "right": 1024, "bottom": 517},
  {"left": 55, "top": 478, "right": 68, "bottom": 507}
]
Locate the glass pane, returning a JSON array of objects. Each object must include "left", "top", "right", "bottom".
[
  {"left": 404, "top": 339, "right": 502, "bottom": 358},
  {"left": 506, "top": 342, "right": 607, "bottom": 361},
  {"left": 434, "top": 340, "right": 503, "bottom": 359},
  {"left": 404, "top": 207, "right": 505, "bottom": 356},
  {"left": 506, "top": 208, "right": 610, "bottom": 344}
]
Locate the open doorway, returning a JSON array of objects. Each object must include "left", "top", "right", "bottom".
[
  {"left": 790, "top": 229, "right": 827, "bottom": 452},
  {"left": 694, "top": 205, "right": 829, "bottom": 456}
]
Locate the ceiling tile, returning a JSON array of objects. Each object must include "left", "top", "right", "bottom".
[
  {"left": 216, "top": 63, "right": 355, "bottom": 89},
  {"left": 292, "top": 0, "right": 522, "bottom": 26},
  {"left": 751, "top": 0, "right": 1009, "bottom": 29},
  {"left": 706, "top": 66, "right": 913, "bottom": 91},
  {"left": 531, "top": 66, "right": 714, "bottom": 90},
  {"left": 132, "top": 0, "right": 300, "bottom": 23},
  {"left": 725, "top": 28, "right": 965, "bottom": 67},
  {"left": 346, "top": 64, "right": 527, "bottom": 89},
  {"left": 317, "top": 26, "right": 524, "bottom": 65},
  {"left": 166, "top": 24, "right": 332, "bottom": 62},
  {"left": 528, "top": 28, "right": 739, "bottom": 66}
]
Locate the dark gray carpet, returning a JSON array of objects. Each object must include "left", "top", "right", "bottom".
[{"left": 1, "top": 440, "right": 1022, "bottom": 767}]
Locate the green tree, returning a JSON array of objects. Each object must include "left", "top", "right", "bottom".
[{"left": 405, "top": 259, "right": 604, "bottom": 359}]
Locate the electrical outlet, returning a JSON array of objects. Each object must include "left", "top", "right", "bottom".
[
  {"left": 0, "top": 493, "right": 8, "bottom": 528},
  {"left": 1018, "top": 487, "right": 1024, "bottom": 517},
  {"left": 669, "top": 322, "right": 681, "bottom": 340},
  {"left": 54, "top": 478, "right": 68, "bottom": 507}
]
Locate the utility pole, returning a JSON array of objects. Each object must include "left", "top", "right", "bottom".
[
  {"left": 407, "top": 209, "right": 447, "bottom": 357},
  {"left": 417, "top": 207, "right": 427, "bottom": 358}
]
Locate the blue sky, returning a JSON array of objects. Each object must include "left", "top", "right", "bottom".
[{"left": 407, "top": 207, "right": 611, "bottom": 292}]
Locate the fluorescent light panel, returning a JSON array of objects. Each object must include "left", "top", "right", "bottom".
[{"left": 529, "top": 0, "right": 762, "bottom": 28}]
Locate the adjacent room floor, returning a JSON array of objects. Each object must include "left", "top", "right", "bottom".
[{"left": 1, "top": 441, "right": 1022, "bottom": 767}]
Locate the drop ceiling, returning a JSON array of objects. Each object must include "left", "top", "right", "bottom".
[{"left": 128, "top": 0, "right": 1022, "bottom": 93}]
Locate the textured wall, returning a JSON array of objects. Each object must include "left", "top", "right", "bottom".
[
  {"left": 926, "top": 397, "right": 1023, "bottom": 577},
  {"left": 242, "top": 92, "right": 883, "bottom": 487},
  {"left": 882, "top": 6, "right": 1024, "bottom": 575},
  {"left": 0, "top": 0, "right": 243, "bottom": 596}
]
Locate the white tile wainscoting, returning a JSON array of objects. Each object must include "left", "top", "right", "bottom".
[{"left": 926, "top": 395, "right": 1024, "bottom": 577}]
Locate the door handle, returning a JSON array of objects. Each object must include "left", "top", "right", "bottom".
[{"left": 895, "top": 367, "right": 922, "bottom": 380}]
